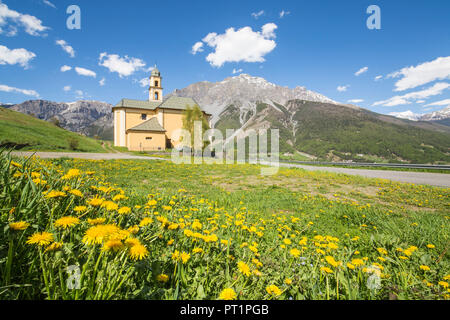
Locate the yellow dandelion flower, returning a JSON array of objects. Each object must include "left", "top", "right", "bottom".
[
  {"left": 427, "top": 244, "right": 435, "bottom": 249},
  {"left": 420, "top": 265, "right": 430, "bottom": 271},
  {"left": 118, "top": 206, "right": 131, "bottom": 215},
  {"left": 112, "top": 194, "right": 127, "bottom": 201},
  {"left": 125, "top": 237, "right": 141, "bottom": 247},
  {"left": 438, "top": 281, "right": 448, "bottom": 288},
  {"left": 290, "top": 248, "right": 301, "bottom": 258},
  {"left": 101, "top": 201, "right": 119, "bottom": 211},
  {"left": 192, "top": 247, "right": 203, "bottom": 254},
  {"left": 62, "top": 169, "right": 81, "bottom": 180},
  {"left": 325, "top": 256, "right": 341, "bottom": 268},
  {"left": 82, "top": 224, "right": 120, "bottom": 245},
  {"left": 9, "top": 221, "right": 30, "bottom": 231},
  {"left": 44, "top": 242, "right": 63, "bottom": 253},
  {"left": 74, "top": 206, "right": 87, "bottom": 213},
  {"left": 351, "top": 258, "right": 364, "bottom": 266},
  {"left": 129, "top": 243, "right": 149, "bottom": 260},
  {"left": 54, "top": 216, "right": 80, "bottom": 229},
  {"left": 283, "top": 238, "right": 292, "bottom": 245},
  {"left": 219, "top": 288, "right": 237, "bottom": 300},
  {"left": 320, "top": 266, "right": 333, "bottom": 274},
  {"left": 26, "top": 232, "right": 54, "bottom": 246},
  {"left": 102, "top": 239, "right": 124, "bottom": 252},
  {"left": 285, "top": 278, "right": 292, "bottom": 285},
  {"left": 237, "top": 261, "right": 251, "bottom": 277},
  {"left": 139, "top": 217, "right": 153, "bottom": 227},
  {"left": 347, "top": 263, "right": 355, "bottom": 270},
  {"left": 87, "top": 218, "right": 105, "bottom": 225},
  {"left": 69, "top": 189, "right": 83, "bottom": 197},
  {"left": 156, "top": 274, "right": 169, "bottom": 283},
  {"left": 87, "top": 196, "right": 104, "bottom": 207},
  {"left": 266, "top": 285, "right": 282, "bottom": 296},
  {"left": 180, "top": 252, "right": 190, "bottom": 264},
  {"left": 172, "top": 250, "right": 180, "bottom": 261},
  {"left": 45, "top": 190, "right": 66, "bottom": 199},
  {"left": 167, "top": 239, "right": 174, "bottom": 246},
  {"left": 10, "top": 161, "right": 23, "bottom": 168}
]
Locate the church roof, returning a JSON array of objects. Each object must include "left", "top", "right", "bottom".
[
  {"left": 158, "top": 96, "right": 200, "bottom": 111},
  {"left": 151, "top": 66, "right": 160, "bottom": 77},
  {"left": 127, "top": 117, "right": 166, "bottom": 132},
  {"left": 115, "top": 99, "right": 160, "bottom": 110},
  {"left": 114, "top": 96, "right": 211, "bottom": 115}
]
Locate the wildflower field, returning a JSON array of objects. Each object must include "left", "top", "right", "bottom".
[{"left": 1, "top": 150, "right": 449, "bottom": 300}]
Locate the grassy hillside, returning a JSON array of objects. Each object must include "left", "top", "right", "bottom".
[
  {"left": 215, "top": 100, "right": 450, "bottom": 164},
  {"left": 2, "top": 151, "right": 449, "bottom": 299},
  {"left": 0, "top": 106, "right": 105, "bottom": 152},
  {"left": 290, "top": 101, "right": 450, "bottom": 164}
]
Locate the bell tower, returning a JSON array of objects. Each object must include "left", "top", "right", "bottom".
[{"left": 149, "top": 65, "right": 163, "bottom": 102}]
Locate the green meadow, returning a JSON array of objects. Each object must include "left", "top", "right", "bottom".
[{"left": 1, "top": 151, "right": 449, "bottom": 300}]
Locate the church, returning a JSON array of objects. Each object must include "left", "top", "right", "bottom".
[{"left": 113, "top": 66, "right": 211, "bottom": 151}]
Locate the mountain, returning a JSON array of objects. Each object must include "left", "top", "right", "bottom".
[
  {"left": 169, "top": 73, "right": 336, "bottom": 123},
  {"left": 388, "top": 110, "right": 423, "bottom": 121},
  {"left": 420, "top": 106, "right": 450, "bottom": 121},
  {"left": 9, "top": 100, "right": 114, "bottom": 140},
  {"left": 389, "top": 106, "right": 450, "bottom": 125},
  {"left": 0, "top": 106, "right": 105, "bottom": 152},
  {"left": 169, "top": 74, "right": 450, "bottom": 163}
]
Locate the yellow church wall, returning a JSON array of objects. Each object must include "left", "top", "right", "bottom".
[
  {"left": 124, "top": 109, "right": 157, "bottom": 131},
  {"left": 162, "top": 110, "right": 184, "bottom": 146},
  {"left": 126, "top": 131, "right": 166, "bottom": 151}
]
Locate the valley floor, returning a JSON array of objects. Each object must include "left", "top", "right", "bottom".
[{"left": 11, "top": 151, "right": 450, "bottom": 187}]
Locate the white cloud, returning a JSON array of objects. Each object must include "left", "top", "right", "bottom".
[
  {"left": 138, "top": 78, "right": 149, "bottom": 87},
  {"left": 232, "top": 68, "right": 243, "bottom": 74},
  {"left": 373, "top": 82, "right": 450, "bottom": 107},
  {"left": 75, "top": 67, "right": 96, "bottom": 78},
  {"left": 0, "top": 3, "right": 49, "bottom": 36},
  {"left": 0, "top": 45, "right": 36, "bottom": 68},
  {"left": 337, "top": 85, "right": 349, "bottom": 92},
  {"left": 201, "top": 23, "right": 277, "bottom": 67},
  {"left": 191, "top": 42, "right": 204, "bottom": 55},
  {"left": 387, "top": 56, "right": 450, "bottom": 91},
  {"left": 261, "top": 23, "right": 277, "bottom": 38},
  {"left": 374, "top": 75, "right": 382, "bottom": 81},
  {"left": 43, "top": 1, "right": 56, "bottom": 9},
  {"left": 279, "top": 10, "right": 290, "bottom": 18},
  {"left": 424, "top": 98, "right": 450, "bottom": 107},
  {"left": 99, "top": 78, "right": 105, "bottom": 86},
  {"left": 416, "top": 100, "right": 426, "bottom": 104},
  {"left": 63, "top": 85, "right": 71, "bottom": 92},
  {"left": 348, "top": 99, "right": 364, "bottom": 103},
  {"left": 98, "top": 53, "right": 146, "bottom": 77},
  {"left": 60, "top": 65, "right": 72, "bottom": 72},
  {"left": 251, "top": 10, "right": 264, "bottom": 19},
  {"left": 56, "top": 40, "right": 75, "bottom": 58},
  {"left": 355, "top": 66, "right": 368, "bottom": 76},
  {"left": 0, "top": 84, "right": 39, "bottom": 97}
]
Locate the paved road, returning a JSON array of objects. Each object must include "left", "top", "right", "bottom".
[{"left": 11, "top": 151, "right": 450, "bottom": 188}]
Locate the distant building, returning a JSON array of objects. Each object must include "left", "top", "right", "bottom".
[{"left": 113, "top": 66, "right": 211, "bottom": 151}]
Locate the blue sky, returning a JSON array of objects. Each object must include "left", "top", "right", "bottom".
[{"left": 0, "top": 0, "right": 449, "bottom": 117}]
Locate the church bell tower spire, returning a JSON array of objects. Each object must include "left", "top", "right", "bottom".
[{"left": 149, "top": 65, "right": 163, "bottom": 102}]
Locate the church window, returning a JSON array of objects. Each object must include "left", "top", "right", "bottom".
[
  {"left": 141, "top": 114, "right": 147, "bottom": 120},
  {"left": 155, "top": 80, "right": 159, "bottom": 87},
  {"left": 155, "top": 92, "right": 159, "bottom": 100}
]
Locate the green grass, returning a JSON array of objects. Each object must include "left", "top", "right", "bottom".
[
  {"left": 0, "top": 107, "right": 105, "bottom": 153},
  {"left": 2, "top": 151, "right": 449, "bottom": 300}
]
